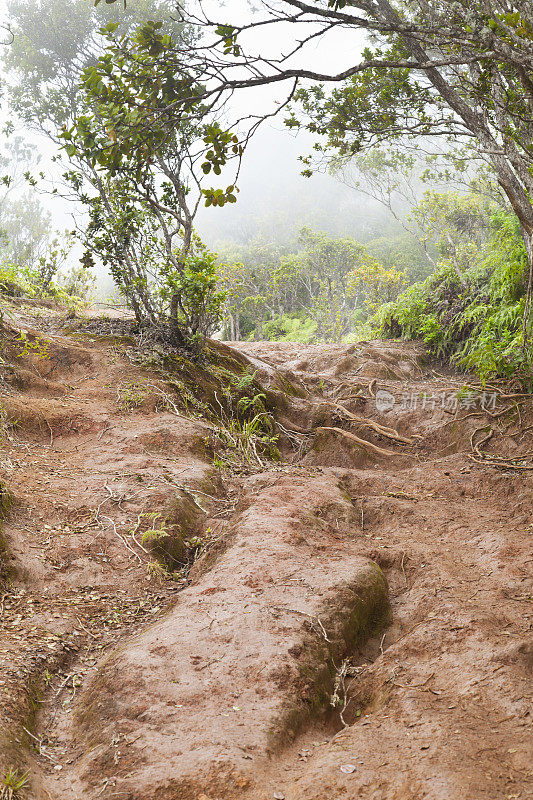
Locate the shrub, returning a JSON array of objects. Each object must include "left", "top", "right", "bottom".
[{"left": 373, "top": 211, "right": 532, "bottom": 387}]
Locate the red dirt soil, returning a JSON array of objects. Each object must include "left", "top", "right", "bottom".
[{"left": 0, "top": 306, "right": 531, "bottom": 800}]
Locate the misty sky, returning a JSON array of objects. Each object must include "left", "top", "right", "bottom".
[{"left": 0, "top": 0, "right": 399, "bottom": 286}]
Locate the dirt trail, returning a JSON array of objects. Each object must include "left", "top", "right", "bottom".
[{"left": 0, "top": 307, "right": 531, "bottom": 800}]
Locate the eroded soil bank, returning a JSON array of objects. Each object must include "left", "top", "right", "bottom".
[{"left": 0, "top": 303, "right": 531, "bottom": 800}]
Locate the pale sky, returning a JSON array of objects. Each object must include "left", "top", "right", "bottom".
[{"left": 0, "top": 0, "right": 373, "bottom": 281}]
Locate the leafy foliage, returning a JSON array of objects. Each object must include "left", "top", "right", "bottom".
[
  {"left": 65, "top": 19, "right": 239, "bottom": 205},
  {"left": 60, "top": 19, "right": 239, "bottom": 344},
  {"left": 212, "top": 369, "right": 280, "bottom": 469},
  {"left": 217, "top": 226, "right": 405, "bottom": 342},
  {"left": 55, "top": 0, "right": 533, "bottom": 357},
  {"left": 0, "top": 231, "right": 92, "bottom": 311},
  {"left": 261, "top": 315, "right": 318, "bottom": 344},
  {"left": 365, "top": 232, "right": 435, "bottom": 284},
  {"left": 161, "top": 238, "right": 226, "bottom": 340},
  {"left": 0, "top": 767, "right": 29, "bottom": 800},
  {"left": 409, "top": 191, "right": 494, "bottom": 279},
  {"left": 4, "top": 0, "right": 182, "bottom": 132},
  {"left": 374, "top": 208, "right": 532, "bottom": 387}
]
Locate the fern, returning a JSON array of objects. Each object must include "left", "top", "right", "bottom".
[{"left": 372, "top": 210, "right": 532, "bottom": 388}]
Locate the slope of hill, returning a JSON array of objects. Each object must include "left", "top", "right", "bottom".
[{"left": 0, "top": 300, "right": 531, "bottom": 800}]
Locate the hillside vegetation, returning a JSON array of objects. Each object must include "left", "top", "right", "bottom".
[
  {"left": 375, "top": 206, "right": 532, "bottom": 387},
  {"left": 0, "top": 2, "right": 532, "bottom": 798}
]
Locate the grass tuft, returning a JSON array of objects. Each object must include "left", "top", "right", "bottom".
[{"left": 1, "top": 768, "right": 29, "bottom": 800}]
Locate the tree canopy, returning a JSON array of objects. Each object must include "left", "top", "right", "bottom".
[
  {"left": 4, "top": 3, "right": 240, "bottom": 344},
  {"left": 4, "top": 0, "right": 181, "bottom": 131},
  {"left": 218, "top": 226, "right": 406, "bottom": 342},
  {"left": 2, "top": 0, "right": 532, "bottom": 369},
  {"left": 96, "top": 0, "right": 533, "bottom": 343}
]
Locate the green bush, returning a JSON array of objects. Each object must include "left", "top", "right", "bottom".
[
  {"left": 259, "top": 314, "right": 318, "bottom": 343},
  {"left": 365, "top": 231, "right": 435, "bottom": 284},
  {"left": 373, "top": 211, "right": 532, "bottom": 387},
  {"left": 0, "top": 254, "right": 94, "bottom": 310}
]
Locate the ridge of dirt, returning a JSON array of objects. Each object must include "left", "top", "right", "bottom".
[{"left": 0, "top": 304, "right": 531, "bottom": 800}]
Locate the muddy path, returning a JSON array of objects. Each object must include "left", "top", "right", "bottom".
[{"left": 0, "top": 306, "right": 531, "bottom": 800}]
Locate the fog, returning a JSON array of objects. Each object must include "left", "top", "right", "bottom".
[
  {"left": 0, "top": 0, "right": 415, "bottom": 299},
  {"left": 196, "top": 124, "right": 405, "bottom": 250}
]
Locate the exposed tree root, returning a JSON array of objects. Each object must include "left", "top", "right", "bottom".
[
  {"left": 316, "top": 426, "right": 396, "bottom": 457},
  {"left": 468, "top": 454, "right": 533, "bottom": 470},
  {"left": 311, "top": 399, "right": 415, "bottom": 445},
  {"left": 470, "top": 426, "right": 494, "bottom": 457},
  {"left": 442, "top": 402, "right": 525, "bottom": 428},
  {"left": 469, "top": 423, "right": 533, "bottom": 470},
  {"left": 496, "top": 391, "right": 533, "bottom": 400},
  {"left": 332, "top": 400, "right": 414, "bottom": 445}
]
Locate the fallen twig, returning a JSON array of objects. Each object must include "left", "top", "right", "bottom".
[
  {"left": 392, "top": 671, "right": 435, "bottom": 690},
  {"left": 102, "top": 514, "right": 143, "bottom": 563},
  {"left": 400, "top": 552, "right": 409, "bottom": 589},
  {"left": 269, "top": 606, "right": 331, "bottom": 642},
  {"left": 76, "top": 616, "right": 97, "bottom": 639},
  {"left": 97, "top": 425, "right": 110, "bottom": 441}
]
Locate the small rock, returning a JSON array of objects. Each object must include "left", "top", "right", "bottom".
[{"left": 340, "top": 764, "right": 357, "bottom": 774}]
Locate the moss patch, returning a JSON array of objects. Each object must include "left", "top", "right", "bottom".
[
  {"left": 271, "top": 373, "right": 308, "bottom": 399},
  {"left": 143, "top": 490, "right": 208, "bottom": 573}
]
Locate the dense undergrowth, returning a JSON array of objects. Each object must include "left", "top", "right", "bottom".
[
  {"left": 2, "top": 193, "right": 532, "bottom": 391},
  {"left": 261, "top": 314, "right": 318, "bottom": 344},
  {"left": 373, "top": 212, "right": 533, "bottom": 388},
  {"left": 0, "top": 260, "right": 93, "bottom": 314}
]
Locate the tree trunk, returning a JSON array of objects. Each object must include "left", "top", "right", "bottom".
[
  {"left": 375, "top": 0, "right": 533, "bottom": 347},
  {"left": 169, "top": 292, "right": 187, "bottom": 347},
  {"left": 128, "top": 290, "right": 143, "bottom": 324}
]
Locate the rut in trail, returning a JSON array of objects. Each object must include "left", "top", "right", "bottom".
[{"left": 0, "top": 308, "right": 531, "bottom": 800}]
